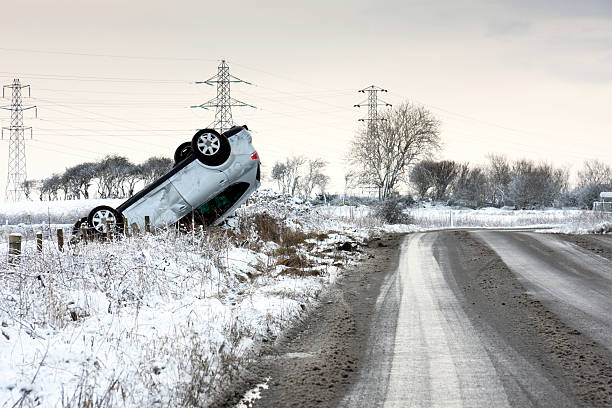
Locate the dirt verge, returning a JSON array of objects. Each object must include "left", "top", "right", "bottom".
[
  {"left": 216, "top": 233, "right": 404, "bottom": 408},
  {"left": 557, "top": 233, "right": 612, "bottom": 262}
]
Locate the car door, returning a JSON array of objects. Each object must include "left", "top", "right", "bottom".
[
  {"left": 122, "top": 181, "right": 190, "bottom": 229},
  {"left": 170, "top": 160, "right": 228, "bottom": 207}
]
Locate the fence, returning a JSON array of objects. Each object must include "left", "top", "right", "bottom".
[
  {"left": 5, "top": 215, "right": 172, "bottom": 264},
  {"left": 593, "top": 201, "right": 612, "bottom": 212}
]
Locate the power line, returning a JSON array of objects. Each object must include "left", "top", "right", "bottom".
[
  {"left": 1, "top": 79, "right": 37, "bottom": 201},
  {"left": 0, "top": 46, "right": 218, "bottom": 62},
  {"left": 0, "top": 71, "right": 189, "bottom": 84},
  {"left": 191, "top": 60, "right": 255, "bottom": 133}
]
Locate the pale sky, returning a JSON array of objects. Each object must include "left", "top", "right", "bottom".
[{"left": 0, "top": 0, "right": 611, "bottom": 198}]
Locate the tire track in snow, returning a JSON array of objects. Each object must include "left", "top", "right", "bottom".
[{"left": 384, "top": 233, "right": 510, "bottom": 407}]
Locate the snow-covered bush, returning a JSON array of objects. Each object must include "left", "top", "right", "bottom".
[{"left": 374, "top": 198, "right": 413, "bottom": 224}]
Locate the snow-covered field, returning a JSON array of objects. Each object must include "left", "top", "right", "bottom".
[
  {"left": 1, "top": 192, "right": 610, "bottom": 407},
  {"left": 318, "top": 202, "right": 611, "bottom": 234},
  {"left": 408, "top": 205, "right": 612, "bottom": 233}
]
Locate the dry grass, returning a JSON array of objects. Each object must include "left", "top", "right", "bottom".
[
  {"left": 276, "top": 254, "right": 313, "bottom": 269},
  {"left": 278, "top": 268, "right": 323, "bottom": 277},
  {"left": 252, "top": 213, "right": 282, "bottom": 243},
  {"left": 252, "top": 212, "right": 315, "bottom": 248}
]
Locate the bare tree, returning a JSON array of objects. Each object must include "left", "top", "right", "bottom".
[
  {"left": 63, "top": 162, "right": 96, "bottom": 199},
  {"left": 139, "top": 157, "right": 173, "bottom": 185},
  {"left": 428, "top": 160, "right": 459, "bottom": 201},
  {"left": 271, "top": 162, "right": 289, "bottom": 193},
  {"left": 451, "top": 164, "right": 489, "bottom": 207},
  {"left": 21, "top": 179, "right": 38, "bottom": 200},
  {"left": 300, "top": 159, "right": 329, "bottom": 198},
  {"left": 570, "top": 159, "right": 612, "bottom": 208},
  {"left": 121, "top": 163, "right": 142, "bottom": 197},
  {"left": 350, "top": 102, "right": 440, "bottom": 200},
  {"left": 94, "top": 155, "right": 135, "bottom": 198},
  {"left": 508, "top": 160, "right": 568, "bottom": 208},
  {"left": 486, "top": 154, "right": 512, "bottom": 206},
  {"left": 343, "top": 171, "right": 358, "bottom": 204},
  {"left": 271, "top": 157, "right": 306, "bottom": 195},
  {"left": 40, "top": 174, "right": 63, "bottom": 200},
  {"left": 409, "top": 160, "right": 459, "bottom": 200},
  {"left": 577, "top": 159, "right": 612, "bottom": 187},
  {"left": 410, "top": 161, "right": 434, "bottom": 199}
]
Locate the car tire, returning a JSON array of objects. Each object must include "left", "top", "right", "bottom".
[
  {"left": 191, "top": 128, "right": 231, "bottom": 166},
  {"left": 87, "top": 205, "right": 124, "bottom": 235},
  {"left": 174, "top": 141, "right": 192, "bottom": 165}
]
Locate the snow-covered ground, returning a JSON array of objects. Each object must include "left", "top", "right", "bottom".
[
  {"left": 408, "top": 205, "right": 612, "bottom": 233},
  {"left": 0, "top": 191, "right": 378, "bottom": 407},
  {"left": 318, "top": 202, "right": 611, "bottom": 234},
  {"left": 1, "top": 192, "right": 610, "bottom": 407},
  {"left": 0, "top": 198, "right": 122, "bottom": 225}
]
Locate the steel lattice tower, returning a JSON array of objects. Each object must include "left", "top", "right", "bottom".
[
  {"left": 1, "top": 79, "right": 36, "bottom": 202},
  {"left": 192, "top": 60, "right": 255, "bottom": 133},
  {"left": 354, "top": 85, "right": 391, "bottom": 137}
]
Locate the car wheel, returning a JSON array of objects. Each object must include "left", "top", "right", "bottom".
[
  {"left": 174, "top": 141, "right": 192, "bottom": 165},
  {"left": 87, "top": 206, "right": 124, "bottom": 235},
  {"left": 191, "top": 128, "right": 231, "bottom": 166}
]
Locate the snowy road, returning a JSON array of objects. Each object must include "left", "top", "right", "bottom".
[{"left": 343, "top": 231, "right": 612, "bottom": 407}]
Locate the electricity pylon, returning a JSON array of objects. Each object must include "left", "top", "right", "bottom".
[
  {"left": 192, "top": 60, "right": 255, "bottom": 134},
  {"left": 354, "top": 85, "right": 391, "bottom": 137},
  {"left": 1, "top": 79, "right": 37, "bottom": 202}
]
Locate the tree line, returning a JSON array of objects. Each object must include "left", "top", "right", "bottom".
[
  {"left": 27, "top": 155, "right": 173, "bottom": 200},
  {"left": 343, "top": 101, "right": 611, "bottom": 209},
  {"left": 409, "top": 156, "right": 570, "bottom": 208}
]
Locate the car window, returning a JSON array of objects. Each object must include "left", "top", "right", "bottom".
[{"left": 193, "top": 182, "right": 250, "bottom": 225}]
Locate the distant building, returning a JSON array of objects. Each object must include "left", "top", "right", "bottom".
[{"left": 593, "top": 192, "right": 612, "bottom": 212}]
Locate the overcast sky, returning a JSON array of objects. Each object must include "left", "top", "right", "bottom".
[{"left": 1, "top": 0, "right": 611, "bottom": 197}]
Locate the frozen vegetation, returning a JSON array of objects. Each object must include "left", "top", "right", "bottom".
[{"left": 0, "top": 190, "right": 610, "bottom": 407}]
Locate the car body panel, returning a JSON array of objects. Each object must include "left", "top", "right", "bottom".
[
  {"left": 170, "top": 161, "right": 228, "bottom": 207},
  {"left": 122, "top": 182, "right": 190, "bottom": 229}
]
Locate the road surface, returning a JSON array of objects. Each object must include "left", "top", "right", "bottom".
[{"left": 235, "top": 231, "right": 612, "bottom": 408}]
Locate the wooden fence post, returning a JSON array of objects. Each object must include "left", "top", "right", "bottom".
[
  {"left": 131, "top": 222, "right": 141, "bottom": 236},
  {"left": 105, "top": 220, "right": 112, "bottom": 241},
  {"left": 36, "top": 232, "right": 43, "bottom": 252},
  {"left": 57, "top": 229, "right": 64, "bottom": 252},
  {"left": 8, "top": 233, "right": 22, "bottom": 264},
  {"left": 81, "top": 224, "right": 89, "bottom": 244},
  {"left": 145, "top": 216, "right": 151, "bottom": 233},
  {"left": 123, "top": 217, "right": 130, "bottom": 238}
]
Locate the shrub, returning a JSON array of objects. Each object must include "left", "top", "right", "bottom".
[{"left": 374, "top": 198, "right": 413, "bottom": 224}]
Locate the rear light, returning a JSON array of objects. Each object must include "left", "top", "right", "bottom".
[{"left": 251, "top": 152, "right": 259, "bottom": 160}]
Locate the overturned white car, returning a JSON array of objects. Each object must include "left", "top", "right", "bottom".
[{"left": 74, "top": 125, "right": 260, "bottom": 236}]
